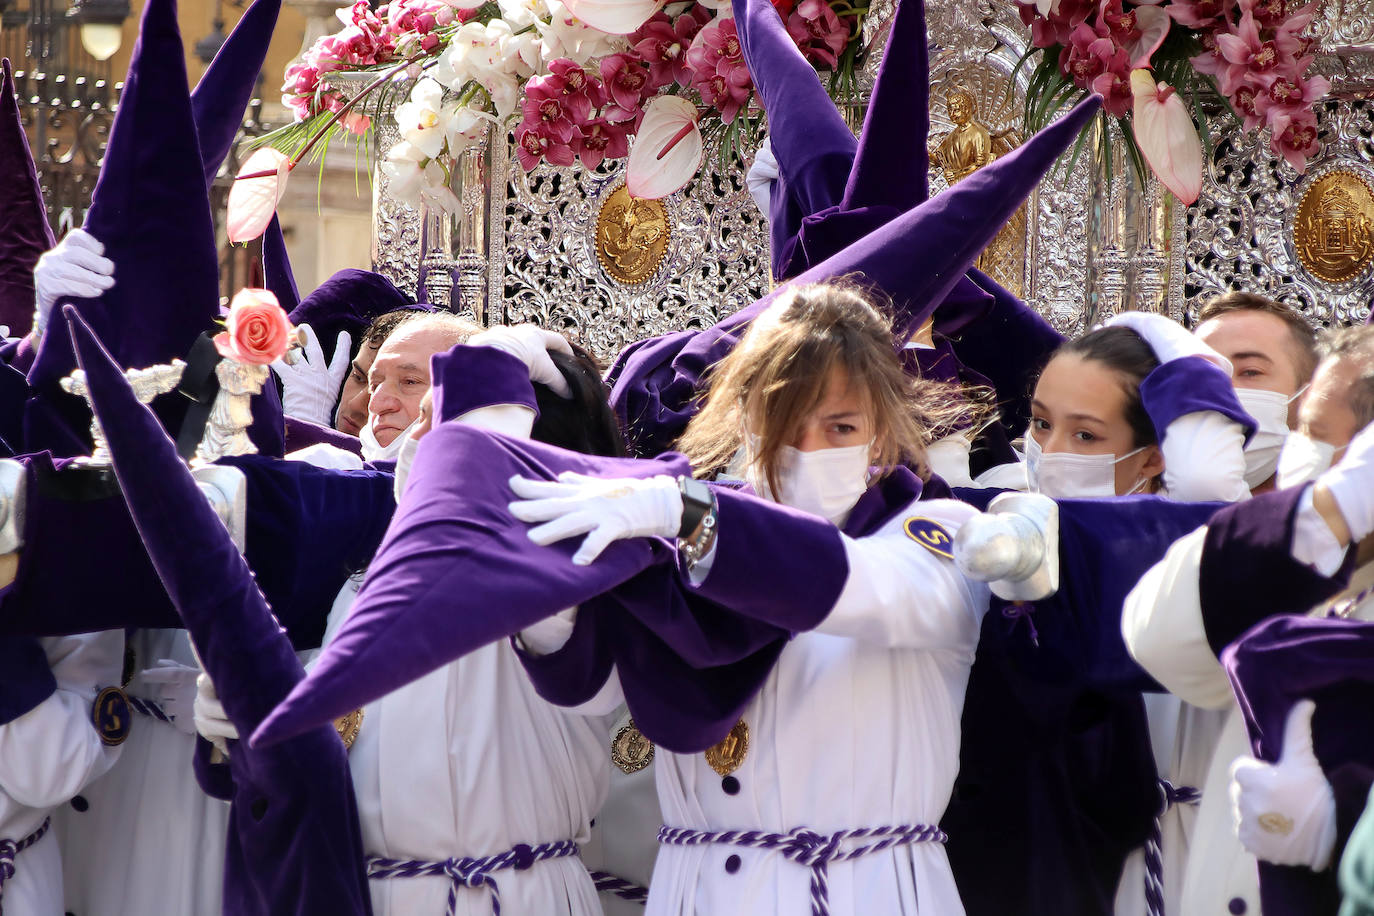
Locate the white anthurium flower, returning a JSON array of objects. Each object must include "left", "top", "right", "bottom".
[
  {"left": 419, "top": 159, "right": 461, "bottom": 213},
  {"left": 394, "top": 77, "right": 449, "bottom": 159},
  {"left": 538, "top": 0, "right": 627, "bottom": 64}
]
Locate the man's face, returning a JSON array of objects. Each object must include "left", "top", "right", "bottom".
[
  {"left": 367, "top": 323, "right": 455, "bottom": 447},
  {"left": 335, "top": 342, "right": 380, "bottom": 436},
  {"left": 1196, "top": 310, "right": 1306, "bottom": 425},
  {"left": 1295, "top": 355, "right": 1366, "bottom": 457}
]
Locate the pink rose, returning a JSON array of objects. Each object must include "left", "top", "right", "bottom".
[{"left": 214, "top": 289, "right": 294, "bottom": 365}]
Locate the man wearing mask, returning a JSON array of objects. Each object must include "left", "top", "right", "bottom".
[
  {"left": 1123, "top": 324, "right": 1374, "bottom": 916},
  {"left": 1193, "top": 292, "right": 1319, "bottom": 493}
]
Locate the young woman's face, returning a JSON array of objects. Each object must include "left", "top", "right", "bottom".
[
  {"left": 1030, "top": 352, "right": 1162, "bottom": 494},
  {"left": 787, "top": 367, "right": 874, "bottom": 453}
]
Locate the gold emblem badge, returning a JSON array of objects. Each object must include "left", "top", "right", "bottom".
[
  {"left": 1258, "top": 812, "right": 1295, "bottom": 835},
  {"left": 1294, "top": 169, "right": 1374, "bottom": 284},
  {"left": 92, "top": 686, "right": 131, "bottom": 747},
  {"left": 611, "top": 719, "right": 655, "bottom": 774},
  {"left": 704, "top": 719, "right": 749, "bottom": 777},
  {"left": 595, "top": 185, "right": 670, "bottom": 286},
  {"left": 903, "top": 517, "right": 954, "bottom": 559},
  {"left": 334, "top": 708, "right": 365, "bottom": 751}
]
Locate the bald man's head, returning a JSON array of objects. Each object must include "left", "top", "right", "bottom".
[{"left": 366, "top": 313, "right": 481, "bottom": 447}]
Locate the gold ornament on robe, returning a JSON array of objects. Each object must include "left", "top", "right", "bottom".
[
  {"left": 1294, "top": 169, "right": 1374, "bottom": 285},
  {"left": 611, "top": 718, "right": 655, "bottom": 774},
  {"left": 334, "top": 708, "right": 365, "bottom": 751},
  {"left": 596, "top": 185, "right": 671, "bottom": 286},
  {"left": 704, "top": 719, "right": 749, "bottom": 776},
  {"left": 929, "top": 86, "right": 1025, "bottom": 297}
]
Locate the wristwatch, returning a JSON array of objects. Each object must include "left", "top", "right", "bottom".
[{"left": 677, "top": 475, "right": 715, "bottom": 539}]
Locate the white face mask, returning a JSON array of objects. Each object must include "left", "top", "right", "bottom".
[
  {"left": 744, "top": 437, "right": 872, "bottom": 525},
  {"left": 1024, "top": 431, "right": 1147, "bottom": 499},
  {"left": 1236, "top": 387, "right": 1304, "bottom": 489},
  {"left": 360, "top": 415, "right": 421, "bottom": 462},
  {"left": 1276, "top": 432, "right": 1338, "bottom": 490},
  {"left": 392, "top": 432, "right": 422, "bottom": 503}
]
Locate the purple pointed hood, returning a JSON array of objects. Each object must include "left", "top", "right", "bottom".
[
  {"left": 65, "top": 306, "right": 374, "bottom": 915},
  {"left": 0, "top": 59, "right": 56, "bottom": 337},
  {"left": 287, "top": 269, "right": 419, "bottom": 366},
  {"left": 29, "top": 0, "right": 218, "bottom": 399},
  {"left": 609, "top": 93, "right": 1101, "bottom": 457}
]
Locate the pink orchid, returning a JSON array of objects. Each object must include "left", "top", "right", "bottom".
[
  {"left": 1213, "top": 10, "right": 1283, "bottom": 96},
  {"left": 1089, "top": 47, "right": 1135, "bottom": 117},
  {"left": 525, "top": 59, "right": 605, "bottom": 124},
  {"left": 518, "top": 92, "right": 578, "bottom": 144},
  {"left": 1130, "top": 69, "right": 1203, "bottom": 204},
  {"left": 625, "top": 95, "right": 703, "bottom": 198},
  {"left": 515, "top": 120, "right": 578, "bottom": 170},
  {"left": 1020, "top": 0, "right": 1096, "bottom": 48},
  {"left": 631, "top": 9, "right": 709, "bottom": 89},
  {"left": 1266, "top": 106, "right": 1320, "bottom": 172},
  {"left": 1230, "top": 81, "right": 1266, "bottom": 131},
  {"left": 574, "top": 116, "right": 632, "bottom": 169},
  {"left": 785, "top": 0, "right": 851, "bottom": 70},
  {"left": 1120, "top": 3, "right": 1170, "bottom": 67},
  {"left": 227, "top": 148, "right": 291, "bottom": 244},
  {"left": 563, "top": 0, "right": 665, "bottom": 35},
  {"left": 1063, "top": 21, "right": 1115, "bottom": 88},
  {"left": 1254, "top": 72, "right": 1329, "bottom": 122},
  {"left": 685, "top": 18, "right": 753, "bottom": 123},
  {"left": 1166, "top": 0, "right": 1232, "bottom": 29},
  {"left": 600, "top": 53, "right": 654, "bottom": 112}
]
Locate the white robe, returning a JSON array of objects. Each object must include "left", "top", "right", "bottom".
[
  {"left": 580, "top": 710, "right": 662, "bottom": 916},
  {"left": 55, "top": 629, "right": 229, "bottom": 916},
  {"left": 1122, "top": 525, "right": 1374, "bottom": 916},
  {"left": 549, "top": 496, "right": 988, "bottom": 916},
  {"left": 0, "top": 632, "right": 124, "bottom": 916},
  {"left": 320, "top": 579, "right": 613, "bottom": 916}
]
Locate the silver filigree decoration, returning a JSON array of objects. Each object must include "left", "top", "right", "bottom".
[
  {"left": 194, "top": 359, "right": 271, "bottom": 465},
  {"left": 61, "top": 361, "right": 187, "bottom": 467}
]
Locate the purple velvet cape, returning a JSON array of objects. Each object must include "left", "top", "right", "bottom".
[
  {"left": 0, "top": 449, "right": 394, "bottom": 649},
  {"left": 0, "top": 59, "right": 54, "bottom": 338},
  {"left": 941, "top": 489, "right": 1222, "bottom": 916},
  {"left": 0, "top": 635, "right": 56, "bottom": 726},
  {"left": 66, "top": 307, "right": 372, "bottom": 916},
  {"left": 607, "top": 93, "right": 1101, "bottom": 458},
  {"left": 1223, "top": 613, "right": 1374, "bottom": 916},
  {"left": 24, "top": 0, "right": 222, "bottom": 459},
  {"left": 283, "top": 415, "right": 364, "bottom": 456}
]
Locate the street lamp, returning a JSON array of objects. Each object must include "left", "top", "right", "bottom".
[{"left": 66, "top": 0, "right": 130, "bottom": 61}]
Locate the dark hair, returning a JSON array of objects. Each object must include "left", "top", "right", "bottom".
[
  {"left": 531, "top": 342, "right": 627, "bottom": 458},
  {"left": 1318, "top": 324, "right": 1374, "bottom": 429},
  {"left": 1054, "top": 326, "right": 1162, "bottom": 448},
  {"left": 1197, "top": 291, "right": 1318, "bottom": 384},
  {"left": 361, "top": 308, "right": 426, "bottom": 351}
]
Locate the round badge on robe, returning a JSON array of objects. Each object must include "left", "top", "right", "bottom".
[
  {"left": 704, "top": 719, "right": 749, "bottom": 777},
  {"left": 92, "top": 686, "right": 131, "bottom": 747},
  {"left": 903, "top": 517, "right": 954, "bottom": 559},
  {"left": 611, "top": 719, "right": 655, "bottom": 774}
]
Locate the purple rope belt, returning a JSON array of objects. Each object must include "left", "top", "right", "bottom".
[
  {"left": 366, "top": 839, "right": 579, "bottom": 916},
  {"left": 0, "top": 816, "right": 51, "bottom": 916},
  {"left": 127, "top": 695, "right": 172, "bottom": 724},
  {"left": 657, "top": 823, "right": 947, "bottom": 916},
  {"left": 588, "top": 869, "right": 649, "bottom": 904},
  {"left": 1143, "top": 779, "right": 1200, "bottom": 916}
]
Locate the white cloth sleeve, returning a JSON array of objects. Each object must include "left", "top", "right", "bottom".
[
  {"left": 1161, "top": 411, "right": 1250, "bottom": 504},
  {"left": 1122, "top": 526, "right": 1234, "bottom": 709},
  {"left": 517, "top": 607, "right": 580, "bottom": 656},
  {"left": 455, "top": 403, "right": 536, "bottom": 438},
  {"left": 286, "top": 443, "right": 367, "bottom": 470},
  {"left": 1290, "top": 486, "right": 1349, "bottom": 577},
  {"left": 816, "top": 502, "right": 989, "bottom": 651}
]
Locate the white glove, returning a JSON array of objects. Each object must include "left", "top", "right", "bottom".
[
  {"left": 746, "top": 137, "right": 779, "bottom": 219},
  {"left": 508, "top": 472, "right": 683, "bottom": 565},
  {"left": 270, "top": 323, "right": 353, "bottom": 426},
  {"left": 193, "top": 672, "right": 239, "bottom": 758},
  {"left": 1318, "top": 419, "right": 1374, "bottom": 544},
  {"left": 133, "top": 659, "right": 202, "bottom": 737},
  {"left": 468, "top": 324, "right": 574, "bottom": 399},
  {"left": 1229, "top": 699, "right": 1338, "bottom": 870},
  {"left": 33, "top": 229, "right": 115, "bottom": 337},
  {"left": 1106, "top": 311, "right": 1233, "bottom": 375}
]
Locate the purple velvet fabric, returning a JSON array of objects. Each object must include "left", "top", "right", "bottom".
[
  {"left": 260, "top": 216, "right": 299, "bottom": 312},
  {"left": 0, "top": 634, "right": 57, "bottom": 726},
  {"left": 0, "top": 59, "right": 54, "bottom": 337},
  {"left": 607, "top": 94, "right": 1101, "bottom": 458},
  {"left": 430, "top": 344, "right": 539, "bottom": 423},
  {"left": 1139, "top": 356, "right": 1258, "bottom": 445},
  {"left": 1224, "top": 613, "right": 1374, "bottom": 916},
  {"left": 286, "top": 270, "right": 418, "bottom": 366},
  {"left": 283, "top": 416, "right": 362, "bottom": 456},
  {"left": 190, "top": 0, "right": 282, "bottom": 187},
  {"left": 66, "top": 307, "right": 373, "bottom": 916},
  {"left": 1199, "top": 484, "right": 1353, "bottom": 656},
  {"left": 27, "top": 0, "right": 220, "bottom": 458}
]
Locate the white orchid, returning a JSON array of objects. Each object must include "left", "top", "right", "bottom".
[
  {"left": 419, "top": 159, "right": 461, "bottom": 213},
  {"left": 446, "top": 104, "right": 496, "bottom": 155},
  {"left": 488, "top": 18, "right": 542, "bottom": 79},
  {"left": 380, "top": 140, "right": 428, "bottom": 207},
  {"left": 537, "top": 0, "right": 626, "bottom": 65},
  {"left": 496, "top": 0, "right": 549, "bottom": 29},
  {"left": 435, "top": 21, "right": 502, "bottom": 89},
  {"left": 394, "top": 77, "right": 449, "bottom": 158}
]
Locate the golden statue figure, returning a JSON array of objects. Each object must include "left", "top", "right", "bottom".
[
  {"left": 929, "top": 86, "right": 1026, "bottom": 294},
  {"left": 596, "top": 185, "right": 671, "bottom": 286}
]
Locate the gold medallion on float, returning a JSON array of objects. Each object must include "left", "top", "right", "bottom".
[
  {"left": 1294, "top": 168, "right": 1374, "bottom": 284},
  {"left": 704, "top": 719, "right": 749, "bottom": 777},
  {"left": 611, "top": 718, "right": 655, "bottom": 774},
  {"left": 595, "top": 185, "right": 670, "bottom": 286}
]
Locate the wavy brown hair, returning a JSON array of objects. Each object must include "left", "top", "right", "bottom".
[{"left": 676, "top": 280, "right": 965, "bottom": 494}]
